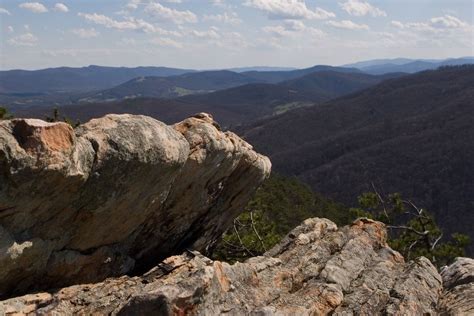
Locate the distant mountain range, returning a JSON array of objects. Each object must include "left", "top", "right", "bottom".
[
  {"left": 240, "top": 65, "right": 474, "bottom": 253},
  {"left": 87, "top": 65, "right": 364, "bottom": 102},
  {"left": 1, "top": 65, "right": 363, "bottom": 107},
  {"left": 227, "top": 66, "right": 297, "bottom": 72},
  {"left": 345, "top": 57, "right": 474, "bottom": 74},
  {"left": 2, "top": 57, "right": 472, "bottom": 97},
  {"left": 10, "top": 70, "right": 402, "bottom": 127},
  {"left": 0, "top": 65, "right": 195, "bottom": 94},
  {"left": 84, "top": 70, "right": 259, "bottom": 101}
]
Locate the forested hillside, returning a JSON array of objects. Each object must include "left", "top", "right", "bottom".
[{"left": 241, "top": 66, "right": 474, "bottom": 253}]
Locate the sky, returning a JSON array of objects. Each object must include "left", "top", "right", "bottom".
[{"left": 0, "top": 0, "right": 473, "bottom": 70}]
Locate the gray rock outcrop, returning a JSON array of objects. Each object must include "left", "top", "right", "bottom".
[
  {"left": 0, "top": 113, "right": 271, "bottom": 298},
  {"left": 439, "top": 257, "right": 474, "bottom": 315},
  {"left": 1, "top": 218, "right": 472, "bottom": 315}
]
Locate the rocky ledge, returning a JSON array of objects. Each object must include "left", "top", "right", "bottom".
[
  {"left": 1, "top": 218, "right": 472, "bottom": 315},
  {"left": 0, "top": 113, "right": 271, "bottom": 298}
]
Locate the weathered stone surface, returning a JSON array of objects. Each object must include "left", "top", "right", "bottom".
[
  {"left": 2, "top": 218, "right": 470, "bottom": 315},
  {"left": 438, "top": 257, "right": 474, "bottom": 315},
  {"left": 0, "top": 113, "right": 271, "bottom": 298}
]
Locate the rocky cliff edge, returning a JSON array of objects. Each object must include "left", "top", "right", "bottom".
[{"left": 0, "top": 113, "right": 271, "bottom": 298}]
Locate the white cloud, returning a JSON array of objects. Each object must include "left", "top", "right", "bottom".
[
  {"left": 210, "top": 0, "right": 225, "bottom": 5},
  {"left": 312, "top": 7, "right": 336, "bottom": 19},
  {"left": 263, "top": 20, "right": 325, "bottom": 38},
  {"left": 19, "top": 2, "right": 48, "bottom": 13},
  {"left": 78, "top": 12, "right": 180, "bottom": 36},
  {"left": 72, "top": 28, "right": 100, "bottom": 38},
  {"left": 0, "top": 8, "right": 11, "bottom": 15},
  {"left": 41, "top": 48, "right": 112, "bottom": 57},
  {"left": 150, "top": 37, "right": 183, "bottom": 48},
  {"left": 339, "top": 0, "right": 386, "bottom": 17},
  {"left": 145, "top": 2, "right": 197, "bottom": 23},
  {"left": 126, "top": 0, "right": 141, "bottom": 10},
  {"left": 189, "top": 27, "right": 221, "bottom": 39},
  {"left": 244, "top": 0, "right": 335, "bottom": 20},
  {"left": 327, "top": 20, "right": 369, "bottom": 30},
  {"left": 430, "top": 15, "right": 468, "bottom": 28},
  {"left": 284, "top": 20, "right": 305, "bottom": 31},
  {"left": 8, "top": 33, "right": 38, "bottom": 46},
  {"left": 7, "top": 26, "right": 14, "bottom": 33},
  {"left": 390, "top": 20, "right": 404, "bottom": 29},
  {"left": 263, "top": 25, "right": 291, "bottom": 37},
  {"left": 203, "top": 12, "right": 242, "bottom": 25},
  {"left": 54, "top": 3, "right": 69, "bottom": 13},
  {"left": 391, "top": 15, "right": 470, "bottom": 33}
]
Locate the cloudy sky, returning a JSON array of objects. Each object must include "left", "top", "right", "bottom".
[{"left": 0, "top": 0, "right": 473, "bottom": 70}]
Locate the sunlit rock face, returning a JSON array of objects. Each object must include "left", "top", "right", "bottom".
[{"left": 0, "top": 113, "right": 270, "bottom": 298}]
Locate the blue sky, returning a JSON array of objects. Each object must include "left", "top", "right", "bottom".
[{"left": 0, "top": 0, "right": 473, "bottom": 70}]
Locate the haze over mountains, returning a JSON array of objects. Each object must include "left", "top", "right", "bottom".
[
  {"left": 1, "top": 57, "right": 472, "bottom": 109},
  {"left": 344, "top": 57, "right": 474, "bottom": 74},
  {"left": 0, "top": 65, "right": 195, "bottom": 94},
  {"left": 8, "top": 69, "right": 404, "bottom": 127}
]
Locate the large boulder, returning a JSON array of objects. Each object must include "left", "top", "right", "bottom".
[
  {"left": 0, "top": 113, "right": 271, "bottom": 298},
  {"left": 2, "top": 218, "right": 471, "bottom": 315}
]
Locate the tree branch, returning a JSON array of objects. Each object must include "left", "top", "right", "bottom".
[
  {"left": 387, "top": 225, "right": 428, "bottom": 236},
  {"left": 233, "top": 219, "right": 255, "bottom": 257},
  {"left": 371, "top": 182, "right": 389, "bottom": 219},
  {"left": 250, "top": 211, "right": 267, "bottom": 252},
  {"left": 431, "top": 233, "right": 443, "bottom": 250}
]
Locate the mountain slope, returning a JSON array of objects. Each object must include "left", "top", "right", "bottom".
[
  {"left": 227, "top": 66, "right": 297, "bottom": 72},
  {"left": 177, "top": 71, "right": 405, "bottom": 119},
  {"left": 241, "top": 65, "right": 362, "bottom": 83},
  {"left": 86, "top": 70, "right": 260, "bottom": 101},
  {"left": 77, "top": 66, "right": 365, "bottom": 102},
  {"left": 241, "top": 65, "right": 474, "bottom": 252},
  {"left": 280, "top": 71, "right": 403, "bottom": 99},
  {"left": 343, "top": 58, "right": 417, "bottom": 68},
  {"left": 0, "top": 65, "right": 195, "bottom": 94},
  {"left": 359, "top": 57, "right": 474, "bottom": 75}
]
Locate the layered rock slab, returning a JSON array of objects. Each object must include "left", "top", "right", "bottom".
[
  {"left": 3, "top": 218, "right": 471, "bottom": 315},
  {"left": 438, "top": 257, "right": 474, "bottom": 315},
  {"left": 0, "top": 113, "right": 270, "bottom": 298}
]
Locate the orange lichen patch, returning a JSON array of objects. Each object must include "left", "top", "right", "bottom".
[
  {"left": 213, "top": 262, "right": 231, "bottom": 292},
  {"left": 351, "top": 218, "right": 387, "bottom": 246},
  {"left": 12, "top": 119, "right": 74, "bottom": 154},
  {"left": 173, "top": 121, "right": 192, "bottom": 135},
  {"left": 39, "top": 124, "right": 74, "bottom": 152},
  {"left": 22, "top": 292, "right": 53, "bottom": 306}
]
